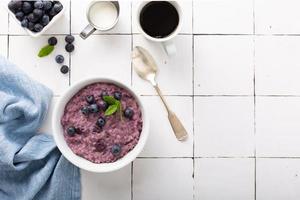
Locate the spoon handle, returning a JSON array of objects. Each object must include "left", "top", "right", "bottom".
[{"left": 154, "top": 85, "right": 188, "bottom": 141}]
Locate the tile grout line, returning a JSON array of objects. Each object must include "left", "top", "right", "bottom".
[
  {"left": 69, "top": 0, "right": 72, "bottom": 86},
  {"left": 191, "top": 0, "right": 195, "bottom": 199},
  {"left": 253, "top": 0, "right": 257, "bottom": 199}
]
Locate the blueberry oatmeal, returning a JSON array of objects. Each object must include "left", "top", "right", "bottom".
[{"left": 61, "top": 82, "right": 143, "bottom": 163}]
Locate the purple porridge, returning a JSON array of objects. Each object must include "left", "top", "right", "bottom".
[{"left": 61, "top": 82, "right": 143, "bottom": 164}]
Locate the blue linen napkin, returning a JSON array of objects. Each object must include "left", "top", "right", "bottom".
[{"left": 0, "top": 56, "right": 81, "bottom": 200}]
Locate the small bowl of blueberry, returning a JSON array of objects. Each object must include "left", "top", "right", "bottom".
[
  {"left": 52, "top": 77, "right": 149, "bottom": 173},
  {"left": 6, "top": 0, "right": 66, "bottom": 37}
]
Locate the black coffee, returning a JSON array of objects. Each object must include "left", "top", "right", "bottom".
[{"left": 140, "top": 1, "right": 179, "bottom": 38}]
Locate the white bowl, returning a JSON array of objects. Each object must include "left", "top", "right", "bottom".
[
  {"left": 52, "top": 77, "right": 149, "bottom": 173},
  {"left": 3, "top": 0, "right": 66, "bottom": 37}
]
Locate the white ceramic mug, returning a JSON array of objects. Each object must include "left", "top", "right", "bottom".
[{"left": 136, "top": 1, "right": 182, "bottom": 56}]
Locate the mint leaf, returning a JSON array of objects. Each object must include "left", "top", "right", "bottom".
[
  {"left": 38, "top": 45, "right": 54, "bottom": 57},
  {"left": 105, "top": 104, "right": 118, "bottom": 116},
  {"left": 103, "top": 96, "right": 117, "bottom": 105}
]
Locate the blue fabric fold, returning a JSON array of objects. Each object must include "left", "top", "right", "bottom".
[{"left": 0, "top": 56, "right": 81, "bottom": 200}]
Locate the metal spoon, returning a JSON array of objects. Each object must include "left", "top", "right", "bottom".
[{"left": 132, "top": 46, "right": 188, "bottom": 141}]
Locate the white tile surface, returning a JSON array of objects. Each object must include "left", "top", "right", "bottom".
[
  {"left": 0, "top": 36, "right": 7, "bottom": 57},
  {"left": 81, "top": 165, "right": 131, "bottom": 200},
  {"left": 255, "top": 36, "right": 300, "bottom": 95},
  {"left": 0, "top": 6, "right": 8, "bottom": 34},
  {"left": 194, "top": 97, "right": 255, "bottom": 157},
  {"left": 257, "top": 158, "right": 300, "bottom": 200},
  {"left": 9, "top": 36, "right": 69, "bottom": 95},
  {"left": 194, "top": 158, "right": 255, "bottom": 200},
  {"left": 256, "top": 97, "right": 300, "bottom": 157},
  {"left": 255, "top": 0, "right": 300, "bottom": 34},
  {"left": 194, "top": 36, "right": 254, "bottom": 95},
  {"left": 193, "top": 0, "right": 253, "bottom": 34},
  {"left": 140, "top": 96, "right": 193, "bottom": 157},
  {"left": 9, "top": 0, "right": 70, "bottom": 35},
  {"left": 133, "top": 158, "right": 193, "bottom": 200},
  {"left": 71, "top": 0, "right": 131, "bottom": 34},
  {"left": 132, "top": 0, "right": 193, "bottom": 34},
  {"left": 132, "top": 35, "right": 193, "bottom": 95},
  {"left": 71, "top": 35, "right": 131, "bottom": 85}
]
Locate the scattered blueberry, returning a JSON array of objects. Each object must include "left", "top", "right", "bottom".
[
  {"left": 43, "top": 1, "right": 52, "bottom": 10},
  {"left": 81, "top": 106, "right": 89, "bottom": 115},
  {"left": 53, "top": 2, "right": 63, "bottom": 13},
  {"left": 48, "top": 37, "right": 57, "bottom": 46},
  {"left": 114, "top": 91, "right": 122, "bottom": 100},
  {"left": 21, "top": 18, "right": 29, "bottom": 28},
  {"left": 67, "top": 126, "right": 76, "bottom": 137},
  {"left": 41, "top": 15, "right": 50, "bottom": 26},
  {"left": 96, "top": 117, "right": 106, "bottom": 128},
  {"left": 65, "top": 35, "right": 75, "bottom": 43},
  {"left": 65, "top": 43, "right": 74, "bottom": 53},
  {"left": 95, "top": 140, "right": 106, "bottom": 152},
  {"left": 28, "top": 13, "right": 38, "bottom": 23},
  {"left": 89, "top": 104, "right": 99, "bottom": 113},
  {"left": 124, "top": 107, "right": 134, "bottom": 119},
  {"left": 33, "top": 9, "right": 44, "bottom": 19},
  {"left": 98, "top": 101, "right": 108, "bottom": 111},
  {"left": 34, "top": 23, "right": 43, "bottom": 32},
  {"left": 55, "top": 55, "right": 64, "bottom": 64},
  {"left": 22, "top": 2, "right": 33, "bottom": 14},
  {"left": 15, "top": 11, "right": 24, "bottom": 21},
  {"left": 60, "top": 65, "right": 69, "bottom": 74},
  {"left": 86, "top": 95, "right": 95, "bottom": 104},
  {"left": 111, "top": 144, "right": 121, "bottom": 156},
  {"left": 34, "top": 1, "right": 44, "bottom": 9},
  {"left": 101, "top": 91, "right": 109, "bottom": 100}
]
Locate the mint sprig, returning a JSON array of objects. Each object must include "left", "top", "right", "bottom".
[
  {"left": 103, "top": 96, "right": 123, "bottom": 120},
  {"left": 38, "top": 45, "right": 54, "bottom": 57}
]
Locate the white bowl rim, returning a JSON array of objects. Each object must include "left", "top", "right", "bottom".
[{"left": 52, "top": 77, "right": 149, "bottom": 173}]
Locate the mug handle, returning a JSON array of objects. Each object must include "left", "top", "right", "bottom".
[
  {"left": 80, "top": 24, "right": 96, "bottom": 39},
  {"left": 162, "top": 40, "right": 176, "bottom": 56}
]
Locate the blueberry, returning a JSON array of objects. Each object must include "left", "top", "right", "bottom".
[
  {"left": 22, "top": 2, "right": 32, "bottom": 14},
  {"left": 34, "top": 23, "right": 43, "bottom": 32},
  {"left": 65, "top": 35, "right": 75, "bottom": 43},
  {"left": 33, "top": 9, "right": 44, "bottom": 19},
  {"left": 101, "top": 91, "right": 109, "bottom": 100},
  {"left": 53, "top": 2, "right": 63, "bottom": 13},
  {"left": 124, "top": 107, "right": 134, "bottom": 119},
  {"left": 48, "top": 37, "right": 57, "bottom": 46},
  {"left": 65, "top": 43, "right": 74, "bottom": 53},
  {"left": 8, "top": 1, "right": 22, "bottom": 13},
  {"left": 28, "top": 22, "right": 35, "bottom": 31},
  {"left": 49, "top": 7, "right": 56, "bottom": 17},
  {"left": 86, "top": 95, "right": 95, "bottom": 104},
  {"left": 99, "top": 101, "right": 108, "bottom": 111},
  {"left": 81, "top": 106, "right": 89, "bottom": 115},
  {"left": 41, "top": 15, "right": 50, "bottom": 26},
  {"left": 60, "top": 65, "right": 69, "bottom": 74},
  {"left": 89, "top": 104, "right": 99, "bottom": 113},
  {"left": 28, "top": 13, "right": 38, "bottom": 23},
  {"left": 20, "top": 18, "right": 28, "bottom": 28},
  {"left": 34, "top": 1, "right": 43, "bottom": 9},
  {"left": 113, "top": 91, "right": 122, "bottom": 100},
  {"left": 15, "top": 11, "right": 24, "bottom": 21},
  {"left": 55, "top": 55, "right": 64, "bottom": 64},
  {"left": 95, "top": 140, "right": 106, "bottom": 152},
  {"left": 111, "top": 144, "right": 121, "bottom": 156},
  {"left": 43, "top": 1, "right": 52, "bottom": 10},
  {"left": 67, "top": 126, "right": 76, "bottom": 137},
  {"left": 96, "top": 117, "right": 106, "bottom": 128}
]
